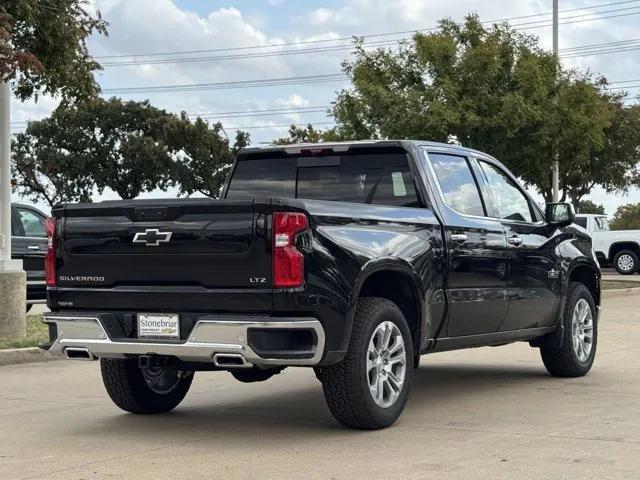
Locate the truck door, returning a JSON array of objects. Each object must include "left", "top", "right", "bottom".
[
  {"left": 472, "top": 158, "right": 560, "bottom": 330},
  {"left": 426, "top": 152, "right": 509, "bottom": 337},
  {"left": 12, "top": 205, "right": 48, "bottom": 293}
]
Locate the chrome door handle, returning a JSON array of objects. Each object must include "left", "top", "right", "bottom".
[
  {"left": 508, "top": 236, "right": 523, "bottom": 246},
  {"left": 450, "top": 233, "right": 468, "bottom": 242},
  {"left": 27, "top": 245, "right": 41, "bottom": 250}
]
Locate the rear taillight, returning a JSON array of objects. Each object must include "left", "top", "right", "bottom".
[
  {"left": 273, "top": 212, "right": 308, "bottom": 288},
  {"left": 45, "top": 217, "right": 57, "bottom": 287}
]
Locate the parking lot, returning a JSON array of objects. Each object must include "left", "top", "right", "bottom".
[{"left": 1, "top": 295, "right": 639, "bottom": 480}]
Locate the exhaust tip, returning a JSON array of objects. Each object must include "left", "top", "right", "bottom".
[
  {"left": 64, "top": 347, "right": 95, "bottom": 361},
  {"left": 213, "top": 353, "right": 251, "bottom": 368}
]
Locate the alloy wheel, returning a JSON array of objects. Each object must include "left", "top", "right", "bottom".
[
  {"left": 366, "top": 321, "right": 407, "bottom": 408},
  {"left": 617, "top": 254, "right": 635, "bottom": 272},
  {"left": 571, "top": 298, "right": 594, "bottom": 363}
]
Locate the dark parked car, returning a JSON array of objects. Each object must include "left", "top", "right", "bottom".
[
  {"left": 11, "top": 203, "right": 49, "bottom": 312},
  {"left": 41, "top": 140, "right": 600, "bottom": 429}
]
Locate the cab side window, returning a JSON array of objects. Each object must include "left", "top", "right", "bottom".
[
  {"left": 478, "top": 160, "right": 533, "bottom": 223},
  {"left": 17, "top": 208, "right": 47, "bottom": 238}
]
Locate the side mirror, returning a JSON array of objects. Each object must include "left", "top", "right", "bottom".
[{"left": 545, "top": 202, "right": 575, "bottom": 227}]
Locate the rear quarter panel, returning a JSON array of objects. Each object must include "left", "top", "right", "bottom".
[{"left": 273, "top": 199, "right": 445, "bottom": 358}]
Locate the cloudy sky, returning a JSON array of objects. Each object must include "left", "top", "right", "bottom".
[{"left": 10, "top": 0, "right": 640, "bottom": 215}]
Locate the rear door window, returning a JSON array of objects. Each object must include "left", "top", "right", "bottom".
[{"left": 429, "top": 153, "right": 485, "bottom": 216}]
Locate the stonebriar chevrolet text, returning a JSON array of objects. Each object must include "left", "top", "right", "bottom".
[{"left": 41, "top": 140, "right": 600, "bottom": 430}]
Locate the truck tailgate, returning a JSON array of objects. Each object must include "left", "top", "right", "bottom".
[{"left": 55, "top": 199, "right": 272, "bottom": 290}]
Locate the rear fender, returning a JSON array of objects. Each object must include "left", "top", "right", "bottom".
[{"left": 348, "top": 258, "right": 425, "bottom": 359}]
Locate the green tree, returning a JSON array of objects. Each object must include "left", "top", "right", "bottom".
[
  {"left": 610, "top": 203, "right": 640, "bottom": 230},
  {"left": 330, "top": 15, "right": 639, "bottom": 203},
  {"left": 576, "top": 200, "right": 605, "bottom": 215},
  {"left": 85, "top": 98, "right": 176, "bottom": 199},
  {"left": 563, "top": 103, "right": 640, "bottom": 203},
  {"left": 0, "top": 0, "right": 107, "bottom": 102},
  {"left": 165, "top": 115, "right": 250, "bottom": 198},
  {"left": 12, "top": 98, "right": 176, "bottom": 201},
  {"left": 12, "top": 98, "right": 252, "bottom": 202},
  {"left": 11, "top": 131, "right": 95, "bottom": 207}
]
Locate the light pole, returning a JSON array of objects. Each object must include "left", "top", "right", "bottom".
[
  {"left": 0, "top": 81, "right": 13, "bottom": 264},
  {"left": 0, "top": 79, "right": 26, "bottom": 337},
  {"left": 552, "top": 0, "right": 560, "bottom": 202}
]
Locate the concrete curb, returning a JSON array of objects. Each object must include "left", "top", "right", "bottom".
[
  {"left": 602, "top": 287, "right": 640, "bottom": 299},
  {"left": 0, "top": 347, "right": 60, "bottom": 367}
]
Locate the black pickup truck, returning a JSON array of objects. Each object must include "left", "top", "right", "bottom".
[{"left": 41, "top": 140, "right": 600, "bottom": 429}]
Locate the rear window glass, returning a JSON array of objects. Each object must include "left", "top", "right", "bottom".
[
  {"left": 226, "top": 152, "right": 420, "bottom": 208},
  {"left": 225, "top": 157, "right": 296, "bottom": 198}
]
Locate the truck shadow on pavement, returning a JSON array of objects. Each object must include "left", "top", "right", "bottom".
[{"left": 71, "top": 361, "right": 556, "bottom": 440}]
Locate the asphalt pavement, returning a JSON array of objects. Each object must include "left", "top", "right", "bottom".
[{"left": 2, "top": 295, "right": 639, "bottom": 480}]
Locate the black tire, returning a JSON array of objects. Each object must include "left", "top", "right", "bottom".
[
  {"left": 613, "top": 250, "right": 639, "bottom": 275},
  {"left": 100, "top": 358, "right": 193, "bottom": 414},
  {"left": 540, "top": 282, "right": 597, "bottom": 377},
  {"left": 318, "top": 297, "right": 414, "bottom": 430},
  {"left": 230, "top": 367, "right": 282, "bottom": 383}
]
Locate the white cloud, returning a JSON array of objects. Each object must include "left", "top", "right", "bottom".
[
  {"left": 297, "top": 0, "right": 542, "bottom": 33},
  {"left": 307, "top": 7, "right": 342, "bottom": 27},
  {"left": 278, "top": 93, "right": 309, "bottom": 108}
]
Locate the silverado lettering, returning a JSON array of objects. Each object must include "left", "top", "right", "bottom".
[{"left": 59, "top": 275, "right": 105, "bottom": 282}]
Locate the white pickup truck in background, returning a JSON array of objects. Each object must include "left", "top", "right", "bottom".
[{"left": 575, "top": 214, "right": 640, "bottom": 274}]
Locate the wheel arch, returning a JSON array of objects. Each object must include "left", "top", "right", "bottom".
[
  {"left": 567, "top": 262, "right": 601, "bottom": 307},
  {"left": 350, "top": 259, "right": 425, "bottom": 365},
  {"left": 531, "top": 259, "right": 600, "bottom": 350},
  {"left": 608, "top": 241, "right": 640, "bottom": 260}
]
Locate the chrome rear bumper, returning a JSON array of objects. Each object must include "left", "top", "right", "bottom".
[{"left": 41, "top": 313, "right": 325, "bottom": 367}]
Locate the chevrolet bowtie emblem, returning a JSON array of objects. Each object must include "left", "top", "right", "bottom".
[{"left": 133, "top": 228, "right": 173, "bottom": 247}]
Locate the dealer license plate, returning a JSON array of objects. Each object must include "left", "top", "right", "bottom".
[{"left": 137, "top": 313, "right": 180, "bottom": 339}]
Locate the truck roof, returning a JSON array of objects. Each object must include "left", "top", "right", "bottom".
[
  {"left": 11, "top": 202, "right": 48, "bottom": 214},
  {"left": 239, "top": 139, "right": 498, "bottom": 161}
]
